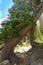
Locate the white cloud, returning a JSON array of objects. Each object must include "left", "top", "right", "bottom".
[
  {"left": 0, "top": 16, "right": 8, "bottom": 28},
  {"left": 0, "top": 19, "right": 2, "bottom": 28},
  {"left": 0, "top": 19, "right": 2, "bottom": 24}
]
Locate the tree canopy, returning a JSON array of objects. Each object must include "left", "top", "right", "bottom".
[{"left": 0, "top": 0, "right": 43, "bottom": 42}]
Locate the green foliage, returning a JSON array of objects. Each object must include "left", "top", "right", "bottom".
[
  {"left": 35, "top": 24, "right": 43, "bottom": 43},
  {"left": 1, "top": 0, "right": 35, "bottom": 42},
  {"left": 0, "top": 0, "right": 42, "bottom": 50},
  {"left": 35, "top": 0, "right": 40, "bottom": 5}
]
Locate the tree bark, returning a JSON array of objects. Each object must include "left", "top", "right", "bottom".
[
  {"left": 1, "top": 25, "right": 31, "bottom": 61},
  {"left": 30, "top": 4, "right": 43, "bottom": 47},
  {"left": 30, "top": 23, "right": 35, "bottom": 47},
  {"left": 1, "top": 4, "right": 43, "bottom": 61}
]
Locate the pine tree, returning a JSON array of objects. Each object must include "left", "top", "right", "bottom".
[{"left": 1, "top": 0, "right": 43, "bottom": 62}]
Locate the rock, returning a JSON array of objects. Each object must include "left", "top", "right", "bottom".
[
  {"left": 2, "top": 60, "right": 10, "bottom": 65},
  {"left": 0, "top": 63, "right": 2, "bottom": 65},
  {"left": 0, "top": 51, "right": 2, "bottom": 63},
  {"left": 29, "top": 45, "right": 43, "bottom": 65}
]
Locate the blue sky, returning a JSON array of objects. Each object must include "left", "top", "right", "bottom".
[
  {"left": 41, "top": 13, "right": 43, "bottom": 17},
  {"left": 0, "top": 0, "right": 13, "bottom": 27},
  {"left": 0, "top": 0, "right": 13, "bottom": 19},
  {"left": 0, "top": 0, "right": 43, "bottom": 20}
]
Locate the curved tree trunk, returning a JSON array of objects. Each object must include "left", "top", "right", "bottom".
[
  {"left": 1, "top": 3, "right": 43, "bottom": 61},
  {"left": 1, "top": 25, "right": 31, "bottom": 61},
  {"left": 30, "top": 23, "right": 35, "bottom": 47},
  {"left": 30, "top": 4, "right": 43, "bottom": 47}
]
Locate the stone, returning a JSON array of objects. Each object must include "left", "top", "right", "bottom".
[
  {"left": 0, "top": 63, "right": 2, "bottom": 65},
  {"left": 2, "top": 60, "right": 10, "bottom": 65},
  {"left": 29, "top": 46, "right": 43, "bottom": 65},
  {"left": 0, "top": 51, "right": 2, "bottom": 63}
]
